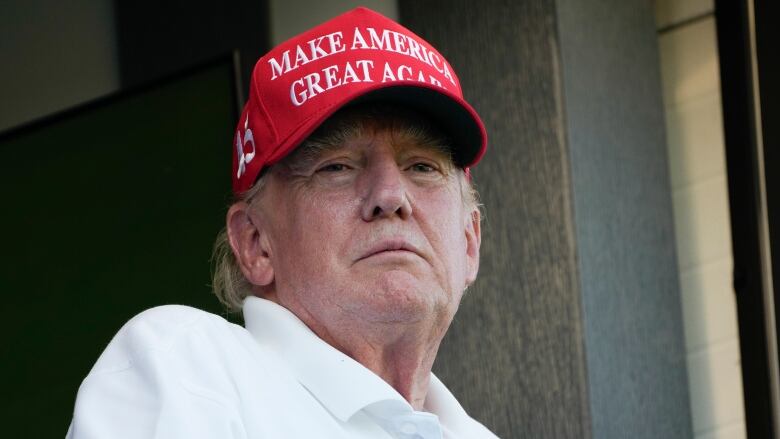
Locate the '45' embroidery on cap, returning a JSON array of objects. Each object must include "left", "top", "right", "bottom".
[{"left": 235, "top": 114, "right": 256, "bottom": 179}]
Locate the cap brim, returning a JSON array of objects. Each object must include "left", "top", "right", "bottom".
[
  {"left": 348, "top": 85, "right": 487, "bottom": 168},
  {"left": 267, "top": 82, "right": 487, "bottom": 170}
]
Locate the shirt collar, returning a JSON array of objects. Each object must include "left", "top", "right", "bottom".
[
  {"left": 242, "top": 296, "right": 470, "bottom": 427},
  {"left": 242, "top": 296, "right": 408, "bottom": 421}
]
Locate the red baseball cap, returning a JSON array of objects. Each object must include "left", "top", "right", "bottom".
[{"left": 232, "top": 6, "right": 487, "bottom": 194}]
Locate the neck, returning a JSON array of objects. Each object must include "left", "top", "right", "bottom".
[
  {"left": 261, "top": 289, "right": 454, "bottom": 410},
  {"left": 310, "top": 318, "right": 448, "bottom": 410},
  {"left": 347, "top": 331, "right": 443, "bottom": 410}
]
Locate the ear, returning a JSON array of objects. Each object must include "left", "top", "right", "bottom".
[
  {"left": 464, "top": 208, "right": 481, "bottom": 286},
  {"left": 226, "top": 202, "right": 275, "bottom": 287}
]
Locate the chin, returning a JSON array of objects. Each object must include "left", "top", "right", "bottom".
[{"left": 350, "top": 270, "right": 449, "bottom": 324}]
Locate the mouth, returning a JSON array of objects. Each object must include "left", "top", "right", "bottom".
[{"left": 357, "top": 239, "right": 423, "bottom": 262}]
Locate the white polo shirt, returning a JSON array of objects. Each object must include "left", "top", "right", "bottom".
[{"left": 67, "top": 296, "right": 498, "bottom": 438}]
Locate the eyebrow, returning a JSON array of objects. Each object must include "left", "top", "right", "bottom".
[
  {"left": 285, "top": 139, "right": 454, "bottom": 173},
  {"left": 283, "top": 140, "right": 346, "bottom": 174},
  {"left": 281, "top": 118, "right": 456, "bottom": 175}
]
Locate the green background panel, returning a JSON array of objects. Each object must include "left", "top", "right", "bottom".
[{"left": 0, "top": 60, "right": 238, "bottom": 437}]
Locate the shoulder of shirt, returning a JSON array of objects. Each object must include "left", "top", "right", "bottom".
[{"left": 86, "top": 305, "right": 249, "bottom": 376}]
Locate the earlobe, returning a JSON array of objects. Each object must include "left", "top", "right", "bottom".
[
  {"left": 464, "top": 208, "right": 481, "bottom": 286},
  {"left": 226, "top": 202, "right": 275, "bottom": 286}
]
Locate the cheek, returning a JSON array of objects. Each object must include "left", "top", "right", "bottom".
[
  {"left": 273, "top": 195, "right": 358, "bottom": 278},
  {"left": 420, "top": 193, "right": 470, "bottom": 277}
]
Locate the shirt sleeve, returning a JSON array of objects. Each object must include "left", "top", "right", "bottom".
[{"left": 66, "top": 306, "right": 246, "bottom": 439}]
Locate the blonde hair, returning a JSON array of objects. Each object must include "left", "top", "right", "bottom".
[{"left": 211, "top": 104, "right": 480, "bottom": 312}]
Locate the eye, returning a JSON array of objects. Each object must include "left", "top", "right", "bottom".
[
  {"left": 317, "top": 163, "right": 350, "bottom": 173},
  {"left": 410, "top": 163, "right": 436, "bottom": 173}
]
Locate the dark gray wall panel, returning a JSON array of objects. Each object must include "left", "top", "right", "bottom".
[
  {"left": 401, "top": 0, "right": 692, "bottom": 437},
  {"left": 400, "top": 1, "right": 591, "bottom": 438},
  {"left": 556, "top": 0, "right": 693, "bottom": 437},
  {"left": 115, "top": 0, "right": 269, "bottom": 95}
]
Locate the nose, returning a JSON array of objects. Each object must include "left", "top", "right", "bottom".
[{"left": 360, "top": 158, "right": 413, "bottom": 221}]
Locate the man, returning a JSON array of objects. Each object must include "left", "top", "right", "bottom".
[{"left": 68, "top": 7, "right": 496, "bottom": 438}]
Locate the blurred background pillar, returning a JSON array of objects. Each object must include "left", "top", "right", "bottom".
[{"left": 400, "top": 1, "right": 693, "bottom": 438}]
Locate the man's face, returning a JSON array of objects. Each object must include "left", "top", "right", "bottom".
[{"left": 251, "top": 121, "right": 481, "bottom": 336}]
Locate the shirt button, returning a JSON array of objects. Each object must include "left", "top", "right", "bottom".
[{"left": 400, "top": 422, "right": 417, "bottom": 435}]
